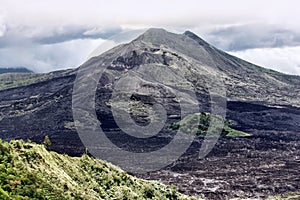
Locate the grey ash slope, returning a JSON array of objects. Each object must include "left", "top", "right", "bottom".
[
  {"left": 0, "top": 28, "right": 299, "bottom": 199},
  {"left": 144, "top": 29, "right": 300, "bottom": 105},
  {"left": 87, "top": 28, "right": 300, "bottom": 106}
]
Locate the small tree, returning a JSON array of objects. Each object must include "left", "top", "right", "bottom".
[{"left": 43, "top": 135, "right": 51, "bottom": 150}]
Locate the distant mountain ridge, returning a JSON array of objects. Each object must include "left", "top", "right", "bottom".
[{"left": 0, "top": 67, "right": 33, "bottom": 74}]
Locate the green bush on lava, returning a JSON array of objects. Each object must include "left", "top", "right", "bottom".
[{"left": 170, "top": 112, "right": 250, "bottom": 137}]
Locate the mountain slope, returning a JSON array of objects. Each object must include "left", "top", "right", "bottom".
[
  {"left": 183, "top": 30, "right": 300, "bottom": 106},
  {"left": 0, "top": 139, "right": 196, "bottom": 200},
  {"left": 149, "top": 29, "right": 299, "bottom": 105}
]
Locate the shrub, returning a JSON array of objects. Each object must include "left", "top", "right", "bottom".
[{"left": 42, "top": 136, "right": 51, "bottom": 150}]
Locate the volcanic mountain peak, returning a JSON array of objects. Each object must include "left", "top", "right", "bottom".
[
  {"left": 132, "top": 28, "right": 206, "bottom": 53},
  {"left": 135, "top": 28, "right": 175, "bottom": 40},
  {"left": 183, "top": 30, "right": 210, "bottom": 47},
  {"left": 136, "top": 28, "right": 208, "bottom": 46},
  {"left": 140, "top": 27, "right": 168, "bottom": 35},
  {"left": 90, "top": 28, "right": 300, "bottom": 107}
]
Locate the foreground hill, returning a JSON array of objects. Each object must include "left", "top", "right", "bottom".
[{"left": 0, "top": 139, "right": 195, "bottom": 200}]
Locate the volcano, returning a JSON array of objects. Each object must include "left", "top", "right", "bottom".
[{"left": 0, "top": 28, "right": 299, "bottom": 199}]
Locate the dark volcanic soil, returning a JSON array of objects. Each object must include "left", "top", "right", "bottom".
[
  {"left": 137, "top": 131, "right": 300, "bottom": 199},
  {"left": 136, "top": 102, "right": 300, "bottom": 199},
  {"left": 1, "top": 80, "right": 299, "bottom": 199}
]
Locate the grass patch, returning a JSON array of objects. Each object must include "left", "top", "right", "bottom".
[
  {"left": 170, "top": 112, "right": 250, "bottom": 137},
  {"left": 224, "top": 126, "right": 251, "bottom": 137},
  {"left": 267, "top": 192, "right": 300, "bottom": 200}
]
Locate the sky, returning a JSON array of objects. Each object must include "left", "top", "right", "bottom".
[{"left": 0, "top": 0, "right": 300, "bottom": 75}]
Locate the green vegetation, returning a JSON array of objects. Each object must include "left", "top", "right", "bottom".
[
  {"left": 267, "top": 192, "right": 300, "bottom": 200},
  {"left": 224, "top": 126, "right": 251, "bottom": 137},
  {"left": 42, "top": 136, "right": 51, "bottom": 150},
  {"left": 170, "top": 112, "right": 250, "bottom": 137},
  {"left": 0, "top": 73, "right": 43, "bottom": 90},
  {"left": 0, "top": 139, "right": 197, "bottom": 200},
  {"left": 0, "top": 69, "right": 74, "bottom": 91}
]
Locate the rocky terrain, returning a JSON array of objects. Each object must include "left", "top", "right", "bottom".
[
  {"left": 139, "top": 130, "right": 300, "bottom": 199},
  {"left": 0, "top": 28, "right": 299, "bottom": 199}
]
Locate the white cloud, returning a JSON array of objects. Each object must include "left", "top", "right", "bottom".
[
  {"left": 2, "top": 0, "right": 300, "bottom": 34},
  {"left": 0, "top": 38, "right": 104, "bottom": 72},
  {"left": 0, "top": 11, "right": 6, "bottom": 37},
  {"left": 200, "top": 24, "right": 300, "bottom": 51},
  {"left": 228, "top": 46, "right": 300, "bottom": 75}
]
